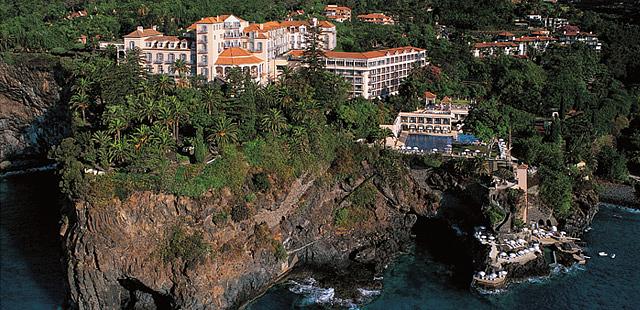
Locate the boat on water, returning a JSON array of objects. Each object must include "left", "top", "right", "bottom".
[
  {"left": 598, "top": 252, "right": 608, "bottom": 257},
  {"left": 611, "top": 254, "right": 616, "bottom": 259}
]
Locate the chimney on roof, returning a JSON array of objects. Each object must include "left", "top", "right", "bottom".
[
  {"left": 152, "top": 25, "right": 157, "bottom": 31},
  {"left": 312, "top": 17, "right": 318, "bottom": 27},
  {"left": 136, "top": 26, "right": 143, "bottom": 31}
]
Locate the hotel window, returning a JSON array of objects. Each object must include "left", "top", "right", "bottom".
[
  {"left": 200, "top": 55, "right": 207, "bottom": 64},
  {"left": 145, "top": 53, "right": 151, "bottom": 62},
  {"left": 202, "top": 68, "right": 208, "bottom": 78},
  {"left": 168, "top": 53, "right": 175, "bottom": 63},
  {"left": 158, "top": 65, "right": 164, "bottom": 73},
  {"left": 200, "top": 25, "right": 207, "bottom": 32},
  {"left": 129, "top": 41, "right": 135, "bottom": 49},
  {"left": 180, "top": 54, "right": 186, "bottom": 61},
  {"left": 156, "top": 53, "right": 163, "bottom": 62},
  {"left": 146, "top": 42, "right": 151, "bottom": 47}
]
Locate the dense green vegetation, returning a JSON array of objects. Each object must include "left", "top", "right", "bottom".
[
  {"left": 47, "top": 28, "right": 392, "bottom": 202},
  {"left": 5, "top": 0, "right": 638, "bottom": 220},
  {"left": 160, "top": 225, "right": 211, "bottom": 265}
]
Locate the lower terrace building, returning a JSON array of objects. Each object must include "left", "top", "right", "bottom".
[
  {"left": 287, "top": 46, "right": 427, "bottom": 98},
  {"left": 384, "top": 92, "right": 470, "bottom": 139}
]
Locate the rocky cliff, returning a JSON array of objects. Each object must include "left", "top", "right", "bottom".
[
  {"left": 0, "top": 57, "right": 71, "bottom": 170},
  {"left": 61, "top": 164, "right": 441, "bottom": 309}
]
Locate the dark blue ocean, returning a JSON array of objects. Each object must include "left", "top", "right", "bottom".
[
  {"left": 0, "top": 171, "right": 65, "bottom": 309},
  {"left": 1, "top": 171, "right": 639, "bottom": 309}
]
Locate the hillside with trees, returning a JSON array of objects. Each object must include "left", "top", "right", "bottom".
[{"left": 2, "top": 0, "right": 638, "bottom": 218}]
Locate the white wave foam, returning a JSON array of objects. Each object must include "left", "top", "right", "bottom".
[
  {"left": 0, "top": 163, "right": 57, "bottom": 178},
  {"left": 600, "top": 203, "right": 640, "bottom": 214}
]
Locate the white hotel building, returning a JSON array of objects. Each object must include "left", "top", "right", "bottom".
[{"left": 287, "top": 46, "right": 427, "bottom": 98}]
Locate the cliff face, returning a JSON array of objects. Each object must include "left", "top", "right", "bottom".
[
  {"left": 62, "top": 167, "right": 440, "bottom": 309},
  {"left": 0, "top": 59, "right": 71, "bottom": 170}
]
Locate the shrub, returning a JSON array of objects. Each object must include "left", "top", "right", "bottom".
[
  {"left": 160, "top": 226, "right": 210, "bottom": 265},
  {"left": 349, "top": 181, "right": 378, "bottom": 208},
  {"left": 334, "top": 206, "right": 370, "bottom": 229},
  {"left": 486, "top": 204, "right": 506, "bottom": 227},
  {"left": 420, "top": 154, "right": 443, "bottom": 168},
  {"left": 245, "top": 192, "right": 257, "bottom": 202},
  {"left": 335, "top": 208, "right": 351, "bottom": 228},
  {"left": 231, "top": 204, "right": 251, "bottom": 222},
  {"left": 252, "top": 172, "right": 271, "bottom": 192},
  {"left": 274, "top": 243, "right": 287, "bottom": 261},
  {"left": 194, "top": 127, "right": 207, "bottom": 164},
  {"left": 212, "top": 211, "right": 229, "bottom": 225}
]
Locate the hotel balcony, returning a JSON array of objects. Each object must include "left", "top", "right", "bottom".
[
  {"left": 197, "top": 30, "right": 208, "bottom": 34},
  {"left": 224, "top": 33, "right": 242, "bottom": 39},
  {"left": 197, "top": 49, "right": 208, "bottom": 54},
  {"left": 153, "top": 59, "right": 164, "bottom": 64},
  {"left": 198, "top": 62, "right": 208, "bottom": 67}
]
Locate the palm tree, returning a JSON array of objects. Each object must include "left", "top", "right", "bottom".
[
  {"left": 150, "top": 124, "right": 175, "bottom": 153},
  {"left": 110, "top": 139, "right": 130, "bottom": 165},
  {"left": 259, "top": 84, "right": 280, "bottom": 109},
  {"left": 290, "top": 126, "right": 310, "bottom": 154},
  {"left": 91, "top": 130, "right": 112, "bottom": 148},
  {"left": 70, "top": 92, "right": 90, "bottom": 122},
  {"left": 164, "top": 96, "right": 190, "bottom": 142},
  {"left": 157, "top": 103, "right": 175, "bottom": 132},
  {"left": 139, "top": 98, "right": 158, "bottom": 124},
  {"left": 208, "top": 116, "right": 238, "bottom": 147},
  {"left": 261, "top": 108, "right": 288, "bottom": 136},
  {"left": 202, "top": 88, "right": 222, "bottom": 115},
  {"left": 73, "top": 77, "right": 91, "bottom": 96},
  {"left": 172, "top": 59, "right": 190, "bottom": 88},
  {"left": 132, "top": 124, "right": 152, "bottom": 151},
  {"left": 156, "top": 74, "right": 174, "bottom": 95},
  {"left": 105, "top": 105, "right": 128, "bottom": 142}
]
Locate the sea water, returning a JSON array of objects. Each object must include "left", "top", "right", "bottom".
[
  {"left": 0, "top": 171, "right": 65, "bottom": 309},
  {"left": 249, "top": 204, "right": 640, "bottom": 309}
]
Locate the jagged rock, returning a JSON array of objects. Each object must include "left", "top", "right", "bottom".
[
  {"left": 63, "top": 168, "right": 446, "bottom": 309},
  {"left": 0, "top": 59, "right": 71, "bottom": 170}
]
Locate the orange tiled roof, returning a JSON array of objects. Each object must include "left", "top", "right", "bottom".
[
  {"left": 513, "top": 36, "right": 557, "bottom": 42},
  {"left": 324, "top": 5, "right": 351, "bottom": 12},
  {"left": 124, "top": 28, "right": 162, "bottom": 38},
  {"left": 358, "top": 13, "right": 391, "bottom": 19},
  {"left": 497, "top": 31, "right": 515, "bottom": 37},
  {"left": 288, "top": 46, "right": 425, "bottom": 59},
  {"left": 215, "top": 47, "right": 264, "bottom": 65},
  {"left": 473, "top": 42, "right": 518, "bottom": 48},
  {"left": 187, "top": 15, "right": 246, "bottom": 30},
  {"left": 424, "top": 91, "right": 437, "bottom": 99},
  {"left": 144, "top": 35, "right": 180, "bottom": 42}
]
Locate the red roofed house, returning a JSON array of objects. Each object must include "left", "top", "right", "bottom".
[
  {"left": 471, "top": 41, "right": 520, "bottom": 58},
  {"left": 324, "top": 5, "right": 352, "bottom": 22},
  {"left": 123, "top": 26, "right": 194, "bottom": 77},
  {"left": 357, "top": 13, "right": 395, "bottom": 25},
  {"left": 557, "top": 25, "right": 601, "bottom": 51}
]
